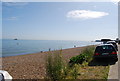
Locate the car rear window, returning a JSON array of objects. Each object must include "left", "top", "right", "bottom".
[{"left": 95, "top": 45, "right": 115, "bottom": 52}]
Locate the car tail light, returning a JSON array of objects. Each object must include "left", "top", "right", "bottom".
[
  {"left": 95, "top": 53, "right": 100, "bottom": 55},
  {"left": 111, "top": 52, "right": 117, "bottom": 54}
]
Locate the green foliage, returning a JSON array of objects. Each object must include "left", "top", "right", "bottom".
[
  {"left": 45, "top": 46, "right": 109, "bottom": 80},
  {"left": 70, "top": 64, "right": 80, "bottom": 79},
  {"left": 82, "top": 46, "right": 95, "bottom": 62},
  {"left": 45, "top": 50, "right": 80, "bottom": 81},
  {"left": 70, "top": 53, "right": 86, "bottom": 64},
  {"left": 46, "top": 51, "right": 64, "bottom": 80},
  {"left": 69, "top": 46, "right": 95, "bottom": 65}
]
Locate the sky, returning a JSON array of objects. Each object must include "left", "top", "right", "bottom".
[
  {"left": 0, "top": 2, "right": 2, "bottom": 39},
  {"left": 118, "top": 2, "right": 120, "bottom": 38},
  {"left": 2, "top": 2, "right": 118, "bottom": 41},
  {"left": 1, "top": 0, "right": 120, "bottom": 2}
]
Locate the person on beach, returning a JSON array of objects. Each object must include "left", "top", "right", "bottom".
[{"left": 74, "top": 45, "right": 76, "bottom": 48}]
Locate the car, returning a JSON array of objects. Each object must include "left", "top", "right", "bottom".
[
  {"left": 101, "top": 39, "right": 112, "bottom": 44},
  {"left": 94, "top": 44, "right": 118, "bottom": 61},
  {"left": 0, "top": 70, "right": 12, "bottom": 81},
  {"left": 107, "top": 41, "right": 118, "bottom": 51}
]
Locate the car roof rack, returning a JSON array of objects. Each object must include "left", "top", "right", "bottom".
[{"left": 95, "top": 39, "right": 117, "bottom": 44}]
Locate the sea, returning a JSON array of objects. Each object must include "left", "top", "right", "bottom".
[{"left": 1, "top": 39, "right": 99, "bottom": 57}]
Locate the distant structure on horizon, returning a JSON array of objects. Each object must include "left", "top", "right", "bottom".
[{"left": 14, "top": 38, "right": 18, "bottom": 40}]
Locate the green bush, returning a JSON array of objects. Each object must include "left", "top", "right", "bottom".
[
  {"left": 45, "top": 50, "right": 80, "bottom": 81},
  {"left": 69, "top": 53, "right": 86, "bottom": 64},
  {"left": 69, "top": 46, "right": 95, "bottom": 64},
  {"left": 46, "top": 51, "right": 65, "bottom": 80},
  {"left": 82, "top": 46, "right": 95, "bottom": 62},
  {"left": 70, "top": 64, "right": 80, "bottom": 79},
  {"left": 45, "top": 46, "right": 95, "bottom": 80}
]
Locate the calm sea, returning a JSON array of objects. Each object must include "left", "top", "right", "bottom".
[{"left": 1, "top": 39, "right": 98, "bottom": 57}]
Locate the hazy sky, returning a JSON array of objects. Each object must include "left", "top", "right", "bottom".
[{"left": 2, "top": 2, "right": 118, "bottom": 41}]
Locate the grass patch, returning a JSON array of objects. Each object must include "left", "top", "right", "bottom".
[{"left": 77, "top": 65, "right": 109, "bottom": 80}]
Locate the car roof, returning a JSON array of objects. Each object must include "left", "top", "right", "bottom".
[{"left": 107, "top": 41, "right": 116, "bottom": 43}]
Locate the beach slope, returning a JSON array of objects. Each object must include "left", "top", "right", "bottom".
[{"left": 2, "top": 46, "right": 90, "bottom": 79}]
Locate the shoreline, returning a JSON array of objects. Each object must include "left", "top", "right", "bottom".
[
  {"left": 2, "top": 45, "right": 96, "bottom": 79},
  {"left": 2, "top": 39, "right": 97, "bottom": 57},
  {"left": 2, "top": 45, "right": 96, "bottom": 58}
]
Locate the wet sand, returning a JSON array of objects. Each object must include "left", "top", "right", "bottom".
[{"left": 2, "top": 45, "right": 95, "bottom": 79}]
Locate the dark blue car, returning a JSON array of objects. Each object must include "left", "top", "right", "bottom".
[{"left": 94, "top": 44, "right": 118, "bottom": 61}]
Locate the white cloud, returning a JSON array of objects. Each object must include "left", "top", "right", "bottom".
[
  {"left": 6, "top": 17, "right": 18, "bottom": 20},
  {"left": 93, "top": 5, "right": 97, "bottom": 8},
  {"left": 67, "top": 10, "right": 109, "bottom": 20},
  {"left": 111, "top": 0, "right": 120, "bottom": 4},
  {"left": 3, "top": 2, "right": 28, "bottom": 6},
  {"left": 111, "top": 0, "right": 120, "bottom": 2},
  {"left": 2, "top": 0, "right": 13, "bottom": 1}
]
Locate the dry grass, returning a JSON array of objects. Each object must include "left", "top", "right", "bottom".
[{"left": 77, "top": 64, "right": 109, "bottom": 79}]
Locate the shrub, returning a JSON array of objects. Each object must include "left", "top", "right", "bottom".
[
  {"left": 45, "top": 50, "right": 80, "bottom": 81},
  {"left": 82, "top": 46, "right": 95, "bottom": 62},
  {"left": 70, "top": 64, "right": 80, "bottom": 79},
  {"left": 69, "top": 46, "right": 95, "bottom": 65},
  {"left": 69, "top": 53, "right": 86, "bottom": 64},
  {"left": 46, "top": 51, "right": 64, "bottom": 80},
  {"left": 46, "top": 50, "right": 71, "bottom": 81}
]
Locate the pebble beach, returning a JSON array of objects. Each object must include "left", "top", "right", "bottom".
[{"left": 2, "top": 45, "right": 94, "bottom": 79}]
